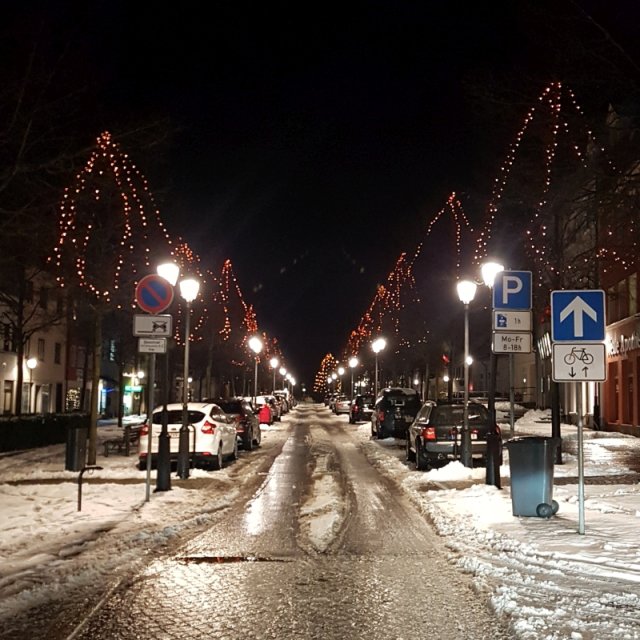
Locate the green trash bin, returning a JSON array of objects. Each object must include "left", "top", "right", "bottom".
[
  {"left": 506, "top": 436, "right": 560, "bottom": 518},
  {"left": 65, "top": 423, "right": 88, "bottom": 471}
]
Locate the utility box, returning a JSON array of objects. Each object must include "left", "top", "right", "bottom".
[
  {"left": 65, "top": 423, "right": 88, "bottom": 471},
  {"left": 506, "top": 436, "right": 560, "bottom": 518}
]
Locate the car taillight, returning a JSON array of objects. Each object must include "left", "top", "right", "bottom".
[
  {"left": 471, "top": 428, "right": 479, "bottom": 438},
  {"left": 140, "top": 422, "right": 149, "bottom": 436},
  {"left": 494, "top": 424, "right": 502, "bottom": 437},
  {"left": 201, "top": 420, "right": 216, "bottom": 434},
  {"left": 421, "top": 426, "right": 436, "bottom": 440},
  {"left": 378, "top": 410, "right": 385, "bottom": 422}
]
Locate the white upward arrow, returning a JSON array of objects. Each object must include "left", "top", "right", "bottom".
[{"left": 559, "top": 296, "right": 597, "bottom": 337}]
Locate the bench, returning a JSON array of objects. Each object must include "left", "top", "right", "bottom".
[{"left": 103, "top": 426, "right": 141, "bottom": 457}]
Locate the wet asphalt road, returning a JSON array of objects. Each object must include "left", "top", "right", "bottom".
[{"left": 18, "top": 404, "right": 513, "bottom": 640}]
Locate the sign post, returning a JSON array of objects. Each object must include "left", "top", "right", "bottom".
[
  {"left": 550, "top": 289, "right": 607, "bottom": 535},
  {"left": 492, "top": 271, "right": 533, "bottom": 436},
  {"left": 134, "top": 274, "right": 175, "bottom": 494}
]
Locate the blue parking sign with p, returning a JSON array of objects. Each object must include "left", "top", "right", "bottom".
[{"left": 493, "top": 271, "right": 532, "bottom": 310}]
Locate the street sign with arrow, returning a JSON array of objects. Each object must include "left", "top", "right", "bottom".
[{"left": 551, "top": 290, "right": 605, "bottom": 342}]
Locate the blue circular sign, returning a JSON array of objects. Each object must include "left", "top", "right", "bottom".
[{"left": 135, "top": 274, "right": 174, "bottom": 313}]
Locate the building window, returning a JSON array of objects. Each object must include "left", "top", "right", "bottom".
[
  {"left": 629, "top": 273, "right": 637, "bottom": 317},
  {"left": 37, "top": 338, "right": 45, "bottom": 361},
  {"left": 54, "top": 342, "right": 62, "bottom": 364},
  {"left": 2, "top": 324, "right": 13, "bottom": 352},
  {"left": 39, "top": 287, "right": 49, "bottom": 310},
  {"left": 108, "top": 339, "right": 117, "bottom": 362}
]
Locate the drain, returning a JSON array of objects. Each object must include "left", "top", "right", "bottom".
[{"left": 179, "top": 555, "right": 291, "bottom": 564}]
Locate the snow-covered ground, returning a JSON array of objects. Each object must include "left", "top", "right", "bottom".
[{"left": 1, "top": 406, "right": 640, "bottom": 638}]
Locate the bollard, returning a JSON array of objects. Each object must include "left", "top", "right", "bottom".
[
  {"left": 485, "top": 431, "right": 502, "bottom": 489},
  {"left": 78, "top": 465, "right": 103, "bottom": 511}
]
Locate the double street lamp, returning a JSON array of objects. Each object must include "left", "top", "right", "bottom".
[
  {"left": 348, "top": 356, "right": 359, "bottom": 398},
  {"left": 269, "top": 357, "right": 279, "bottom": 392},
  {"left": 177, "top": 276, "right": 200, "bottom": 480},
  {"left": 456, "top": 280, "right": 477, "bottom": 468},
  {"left": 371, "top": 337, "right": 386, "bottom": 396},
  {"left": 249, "top": 336, "right": 263, "bottom": 406}
]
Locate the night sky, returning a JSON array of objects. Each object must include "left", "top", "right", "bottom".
[{"left": 7, "top": 1, "right": 640, "bottom": 387}]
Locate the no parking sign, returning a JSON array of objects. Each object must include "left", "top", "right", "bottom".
[{"left": 135, "top": 274, "right": 174, "bottom": 313}]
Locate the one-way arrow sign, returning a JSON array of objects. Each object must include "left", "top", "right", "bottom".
[{"left": 551, "top": 290, "right": 605, "bottom": 342}]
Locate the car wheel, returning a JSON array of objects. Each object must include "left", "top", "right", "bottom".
[
  {"left": 371, "top": 422, "right": 376, "bottom": 438},
  {"left": 406, "top": 437, "right": 416, "bottom": 463},
  {"left": 212, "top": 444, "right": 223, "bottom": 471},
  {"left": 230, "top": 438, "right": 239, "bottom": 461},
  {"left": 243, "top": 430, "right": 254, "bottom": 451},
  {"left": 253, "top": 425, "right": 262, "bottom": 447},
  {"left": 415, "top": 440, "right": 429, "bottom": 471}
]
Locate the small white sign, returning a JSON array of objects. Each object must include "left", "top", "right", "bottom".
[
  {"left": 492, "top": 332, "right": 532, "bottom": 353},
  {"left": 493, "top": 310, "right": 532, "bottom": 332},
  {"left": 133, "top": 314, "right": 172, "bottom": 337},
  {"left": 138, "top": 338, "right": 167, "bottom": 354},
  {"left": 552, "top": 343, "right": 606, "bottom": 382}
]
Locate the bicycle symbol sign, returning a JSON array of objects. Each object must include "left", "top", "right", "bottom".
[{"left": 552, "top": 343, "right": 606, "bottom": 382}]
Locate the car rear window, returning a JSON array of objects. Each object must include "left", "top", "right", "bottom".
[
  {"left": 431, "top": 404, "right": 488, "bottom": 425},
  {"left": 152, "top": 410, "right": 206, "bottom": 424},
  {"left": 384, "top": 393, "right": 421, "bottom": 413},
  {"left": 216, "top": 401, "right": 241, "bottom": 413}
]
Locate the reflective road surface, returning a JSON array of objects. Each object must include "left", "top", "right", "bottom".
[{"left": 9, "top": 404, "right": 512, "bottom": 639}]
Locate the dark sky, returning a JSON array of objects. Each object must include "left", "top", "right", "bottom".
[{"left": 8, "top": 1, "right": 640, "bottom": 387}]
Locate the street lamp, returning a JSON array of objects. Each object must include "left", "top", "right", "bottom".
[
  {"left": 26, "top": 357, "right": 37, "bottom": 413},
  {"left": 348, "top": 356, "right": 359, "bottom": 398},
  {"left": 269, "top": 357, "right": 279, "bottom": 392},
  {"left": 177, "top": 276, "right": 200, "bottom": 480},
  {"left": 337, "top": 366, "right": 345, "bottom": 393},
  {"left": 249, "top": 336, "right": 263, "bottom": 406},
  {"left": 457, "top": 279, "right": 477, "bottom": 468},
  {"left": 371, "top": 337, "right": 386, "bottom": 396},
  {"left": 155, "top": 261, "right": 180, "bottom": 492}
]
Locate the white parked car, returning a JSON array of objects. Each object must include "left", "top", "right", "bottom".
[
  {"left": 334, "top": 395, "right": 351, "bottom": 414},
  {"left": 138, "top": 402, "right": 238, "bottom": 471}
]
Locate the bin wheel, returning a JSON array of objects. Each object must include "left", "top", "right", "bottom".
[
  {"left": 536, "top": 503, "right": 554, "bottom": 518},
  {"left": 551, "top": 500, "right": 559, "bottom": 515}
]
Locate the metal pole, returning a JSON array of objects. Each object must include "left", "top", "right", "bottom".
[
  {"left": 272, "top": 368, "right": 276, "bottom": 392},
  {"left": 253, "top": 358, "right": 258, "bottom": 407},
  {"left": 375, "top": 355, "right": 379, "bottom": 397},
  {"left": 485, "top": 351, "right": 501, "bottom": 487},
  {"left": 177, "top": 301, "right": 191, "bottom": 479},
  {"left": 509, "top": 353, "right": 515, "bottom": 437},
  {"left": 155, "top": 350, "right": 171, "bottom": 491},
  {"left": 145, "top": 353, "right": 156, "bottom": 502},
  {"left": 461, "top": 303, "right": 472, "bottom": 468},
  {"left": 351, "top": 370, "right": 354, "bottom": 399},
  {"left": 577, "top": 382, "right": 585, "bottom": 534}
]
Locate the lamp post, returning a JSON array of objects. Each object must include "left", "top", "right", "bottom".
[
  {"left": 177, "top": 277, "right": 200, "bottom": 480},
  {"left": 457, "top": 280, "right": 477, "bottom": 468},
  {"left": 154, "top": 261, "right": 180, "bottom": 492},
  {"left": 249, "top": 336, "right": 263, "bottom": 407},
  {"left": 480, "top": 260, "right": 504, "bottom": 487},
  {"left": 371, "top": 337, "right": 386, "bottom": 397},
  {"left": 269, "top": 357, "right": 279, "bottom": 392},
  {"left": 26, "top": 357, "right": 37, "bottom": 413},
  {"left": 348, "top": 356, "right": 359, "bottom": 398}
]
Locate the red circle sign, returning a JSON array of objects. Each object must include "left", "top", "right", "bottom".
[{"left": 135, "top": 274, "right": 175, "bottom": 313}]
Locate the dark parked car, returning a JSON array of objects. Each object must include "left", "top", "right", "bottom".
[
  {"left": 213, "top": 397, "right": 261, "bottom": 450},
  {"left": 371, "top": 387, "right": 422, "bottom": 439},
  {"left": 349, "top": 394, "right": 375, "bottom": 424},
  {"left": 405, "top": 400, "right": 503, "bottom": 470}
]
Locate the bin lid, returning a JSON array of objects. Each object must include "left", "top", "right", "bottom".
[{"left": 505, "top": 436, "right": 560, "bottom": 447}]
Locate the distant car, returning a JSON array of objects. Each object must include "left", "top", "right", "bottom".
[
  {"left": 212, "top": 397, "right": 261, "bottom": 450},
  {"left": 405, "top": 400, "right": 503, "bottom": 470},
  {"left": 334, "top": 395, "right": 351, "bottom": 414},
  {"left": 349, "top": 394, "right": 375, "bottom": 424},
  {"left": 371, "top": 387, "right": 422, "bottom": 439},
  {"left": 138, "top": 402, "right": 238, "bottom": 471}
]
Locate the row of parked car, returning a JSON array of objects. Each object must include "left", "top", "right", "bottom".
[
  {"left": 332, "top": 387, "right": 504, "bottom": 472},
  {"left": 137, "top": 391, "right": 294, "bottom": 471}
]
